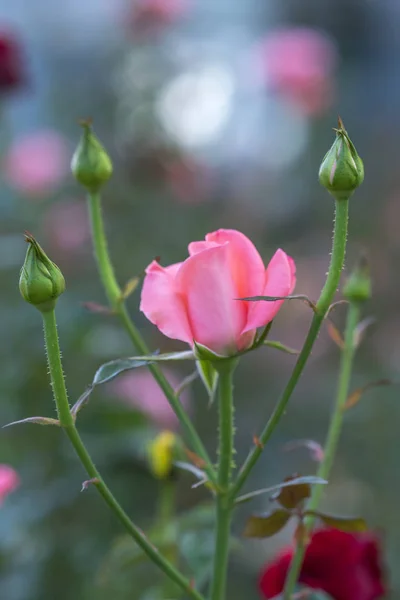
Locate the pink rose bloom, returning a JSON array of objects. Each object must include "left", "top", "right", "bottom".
[
  {"left": 110, "top": 368, "right": 190, "bottom": 430},
  {"left": 140, "top": 229, "right": 296, "bottom": 356},
  {"left": 258, "top": 27, "right": 338, "bottom": 116},
  {"left": 3, "top": 130, "right": 69, "bottom": 197},
  {"left": 0, "top": 464, "right": 20, "bottom": 504}
]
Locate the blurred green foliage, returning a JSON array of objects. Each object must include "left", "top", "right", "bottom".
[{"left": 1, "top": 1, "right": 400, "bottom": 599}]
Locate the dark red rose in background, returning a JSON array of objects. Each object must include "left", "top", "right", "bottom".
[
  {"left": 0, "top": 32, "right": 24, "bottom": 93},
  {"left": 259, "top": 528, "right": 386, "bottom": 600}
]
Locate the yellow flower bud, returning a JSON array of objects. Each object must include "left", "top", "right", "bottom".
[
  {"left": 148, "top": 431, "right": 177, "bottom": 479},
  {"left": 19, "top": 234, "right": 65, "bottom": 312}
]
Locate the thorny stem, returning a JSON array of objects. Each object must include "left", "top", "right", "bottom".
[
  {"left": 210, "top": 359, "right": 237, "bottom": 600},
  {"left": 42, "top": 309, "right": 205, "bottom": 600},
  {"left": 282, "top": 301, "right": 360, "bottom": 599},
  {"left": 232, "top": 198, "right": 350, "bottom": 497}
]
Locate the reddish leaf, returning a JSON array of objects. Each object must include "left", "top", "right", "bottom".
[
  {"left": 185, "top": 448, "right": 207, "bottom": 469},
  {"left": 244, "top": 509, "right": 291, "bottom": 538},
  {"left": 327, "top": 322, "right": 344, "bottom": 349},
  {"left": 253, "top": 435, "right": 264, "bottom": 449},
  {"left": 343, "top": 379, "right": 393, "bottom": 411},
  {"left": 276, "top": 475, "right": 311, "bottom": 509},
  {"left": 304, "top": 510, "right": 367, "bottom": 532}
]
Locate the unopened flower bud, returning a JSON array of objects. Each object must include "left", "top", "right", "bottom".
[
  {"left": 319, "top": 118, "right": 364, "bottom": 200},
  {"left": 148, "top": 431, "right": 177, "bottom": 479},
  {"left": 19, "top": 234, "right": 65, "bottom": 312},
  {"left": 343, "top": 255, "right": 371, "bottom": 302},
  {"left": 71, "top": 120, "right": 113, "bottom": 192}
]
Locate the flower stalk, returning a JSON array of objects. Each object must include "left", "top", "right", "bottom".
[
  {"left": 41, "top": 308, "right": 205, "bottom": 600},
  {"left": 282, "top": 299, "right": 361, "bottom": 599},
  {"left": 232, "top": 197, "right": 349, "bottom": 497},
  {"left": 210, "top": 359, "right": 237, "bottom": 600}
]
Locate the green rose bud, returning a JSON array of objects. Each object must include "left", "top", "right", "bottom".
[
  {"left": 71, "top": 120, "right": 113, "bottom": 192},
  {"left": 319, "top": 118, "right": 364, "bottom": 200},
  {"left": 19, "top": 234, "right": 66, "bottom": 312},
  {"left": 343, "top": 254, "right": 371, "bottom": 303}
]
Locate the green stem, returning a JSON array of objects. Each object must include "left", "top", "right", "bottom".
[
  {"left": 283, "top": 301, "right": 360, "bottom": 600},
  {"left": 87, "top": 192, "right": 217, "bottom": 486},
  {"left": 42, "top": 310, "right": 204, "bottom": 600},
  {"left": 210, "top": 360, "right": 237, "bottom": 600},
  {"left": 232, "top": 198, "right": 349, "bottom": 497},
  {"left": 157, "top": 481, "right": 180, "bottom": 598}
]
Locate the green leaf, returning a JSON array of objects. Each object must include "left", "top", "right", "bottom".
[
  {"left": 93, "top": 358, "right": 154, "bottom": 385},
  {"left": 196, "top": 360, "right": 218, "bottom": 404},
  {"left": 243, "top": 509, "right": 292, "bottom": 538},
  {"left": 175, "top": 370, "right": 199, "bottom": 397},
  {"left": 3, "top": 416, "right": 60, "bottom": 428},
  {"left": 193, "top": 342, "right": 226, "bottom": 361},
  {"left": 174, "top": 461, "right": 206, "bottom": 484},
  {"left": 236, "top": 476, "right": 327, "bottom": 505},
  {"left": 304, "top": 510, "right": 367, "bottom": 532},
  {"left": 271, "top": 589, "right": 333, "bottom": 600},
  {"left": 252, "top": 321, "right": 273, "bottom": 349},
  {"left": 238, "top": 294, "right": 317, "bottom": 312},
  {"left": 71, "top": 386, "right": 94, "bottom": 417},
  {"left": 93, "top": 351, "right": 195, "bottom": 386},
  {"left": 263, "top": 340, "right": 299, "bottom": 355}
]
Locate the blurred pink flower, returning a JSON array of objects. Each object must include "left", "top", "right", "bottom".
[
  {"left": 256, "top": 28, "right": 338, "bottom": 116},
  {"left": 110, "top": 368, "right": 191, "bottom": 430},
  {"left": 129, "top": 0, "right": 188, "bottom": 34},
  {"left": 3, "top": 130, "right": 69, "bottom": 197},
  {"left": 43, "top": 199, "right": 90, "bottom": 255},
  {"left": 0, "top": 464, "right": 19, "bottom": 504}
]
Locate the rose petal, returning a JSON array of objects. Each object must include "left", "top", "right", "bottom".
[
  {"left": 176, "top": 243, "right": 247, "bottom": 354},
  {"left": 243, "top": 248, "right": 296, "bottom": 333},
  {"left": 140, "top": 260, "right": 192, "bottom": 344},
  {"left": 205, "top": 229, "right": 266, "bottom": 300}
]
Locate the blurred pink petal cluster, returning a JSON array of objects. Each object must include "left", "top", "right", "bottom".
[
  {"left": 110, "top": 368, "right": 191, "bottom": 430},
  {"left": 129, "top": 0, "right": 188, "bottom": 35},
  {"left": 256, "top": 27, "right": 338, "bottom": 116},
  {"left": 43, "top": 200, "right": 91, "bottom": 256},
  {"left": 0, "top": 464, "right": 19, "bottom": 504},
  {"left": 0, "top": 31, "right": 24, "bottom": 93},
  {"left": 164, "top": 157, "right": 212, "bottom": 205},
  {"left": 3, "top": 130, "right": 69, "bottom": 197}
]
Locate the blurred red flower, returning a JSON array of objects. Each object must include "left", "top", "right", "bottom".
[
  {"left": 129, "top": 0, "right": 187, "bottom": 35},
  {"left": 259, "top": 528, "right": 386, "bottom": 600},
  {"left": 0, "top": 32, "right": 24, "bottom": 92}
]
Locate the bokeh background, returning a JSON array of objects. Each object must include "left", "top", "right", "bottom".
[{"left": 1, "top": 0, "right": 399, "bottom": 598}]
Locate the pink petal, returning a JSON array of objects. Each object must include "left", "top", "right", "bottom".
[
  {"left": 188, "top": 240, "right": 219, "bottom": 256},
  {"left": 0, "top": 464, "right": 20, "bottom": 504},
  {"left": 243, "top": 249, "right": 296, "bottom": 333},
  {"left": 176, "top": 243, "right": 247, "bottom": 354},
  {"left": 204, "top": 229, "right": 266, "bottom": 300},
  {"left": 140, "top": 260, "right": 192, "bottom": 344}
]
